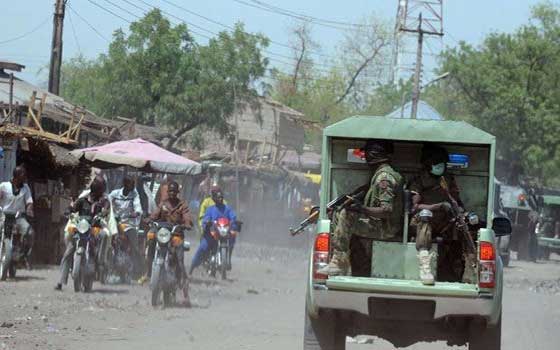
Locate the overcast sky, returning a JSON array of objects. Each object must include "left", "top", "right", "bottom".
[{"left": 0, "top": 0, "right": 547, "bottom": 85}]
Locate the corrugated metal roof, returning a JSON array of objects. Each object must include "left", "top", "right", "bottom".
[{"left": 0, "top": 71, "right": 169, "bottom": 143}]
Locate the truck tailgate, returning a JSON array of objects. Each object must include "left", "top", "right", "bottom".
[{"left": 326, "top": 276, "right": 479, "bottom": 298}]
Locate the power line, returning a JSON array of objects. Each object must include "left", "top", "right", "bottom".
[
  {"left": 101, "top": 0, "right": 143, "bottom": 19},
  {"left": 67, "top": 9, "right": 83, "bottom": 56},
  {"left": 82, "top": 0, "right": 391, "bottom": 80},
  {"left": 138, "top": 0, "right": 335, "bottom": 59},
  {"left": 86, "top": 0, "right": 133, "bottom": 23},
  {"left": 233, "top": 0, "right": 367, "bottom": 30},
  {"left": 67, "top": 3, "right": 110, "bottom": 42},
  {"left": 120, "top": 0, "right": 337, "bottom": 66},
  {"left": 0, "top": 16, "right": 50, "bottom": 45}
]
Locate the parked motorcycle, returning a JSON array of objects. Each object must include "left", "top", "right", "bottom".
[
  {"left": 71, "top": 215, "right": 101, "bottom": 293},
  {"left": 206, "top": 217, "right": 235, "bottom": 281},
  {"left": 149, "top": 222, "right": 190, "bottom": 307},
  {"left": 0, "top": 209, "right": 25, "bottom": 281}
]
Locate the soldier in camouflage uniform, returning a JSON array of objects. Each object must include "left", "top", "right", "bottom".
[
  {"left": 409, "top": 144, "right": 473, "bottom": 285},
  {"left": 318, "top": 140, "right": 404, "bottom": 277}
]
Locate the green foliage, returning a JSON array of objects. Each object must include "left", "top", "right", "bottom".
[
  {"left": 426, "top": 2, "right": 560, "bottom": 186},
  {"left": 61, "top": 10, "right": 269, "bottom": 145}
]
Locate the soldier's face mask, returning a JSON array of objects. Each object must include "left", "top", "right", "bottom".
[{"left": 430, "top": 163, "right": 446, "bottom": 176}]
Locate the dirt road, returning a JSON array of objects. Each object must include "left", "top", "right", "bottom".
[{"left": 0, "top": 243, "right": 559, "bottom": 350}]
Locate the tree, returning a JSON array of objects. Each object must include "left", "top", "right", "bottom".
[
  {"left": 428, "top": 2, "right": 560, "bottom": 186},
  {"left": 270, "top": 14, "right": 393, "bottom": 126},
  {"left": 61, "top": 10, "right": 269, "bottom": 148}
]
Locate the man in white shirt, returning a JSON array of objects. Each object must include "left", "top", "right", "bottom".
[
  {"left": 108, "top": 176, "right": 142, "bottom": 226},
  {"left": 108, "top": 176, "right": 143, "bottom": 275},
  {"left": 0, "top": 166, "right": 35, "bottom": 269}
]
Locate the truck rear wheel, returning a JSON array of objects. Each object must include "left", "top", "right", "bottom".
[
  {"left": 304, "top": 308, "right": 346, "bottom": 350},
  {"left": 468, "top": 314, "right": 501, "bottom": 350}
]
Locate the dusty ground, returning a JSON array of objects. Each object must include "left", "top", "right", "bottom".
[{"left": 0, "top": 241, "right": 559, "bottom": 350}]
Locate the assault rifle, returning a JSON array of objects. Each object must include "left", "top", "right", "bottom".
[
  {"left": 440, "top": 177, "right": 477, "bottom": 254},
  {"left": 289, "top": 184, "right": 368, "bottom": 236}
]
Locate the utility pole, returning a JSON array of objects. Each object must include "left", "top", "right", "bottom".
[
  {"left": 48, "top": 0, "right": 66, "bottom": 95},
  {"left": 410, "top": 13, "right": 424, "bottom": 119},
  {"left": 392, "top": 0, "right": 444, "bottom": 117}
]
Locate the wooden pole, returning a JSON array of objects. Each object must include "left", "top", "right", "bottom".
[{"left": 48, "top": 0, "right": 66, "bottom": 95}]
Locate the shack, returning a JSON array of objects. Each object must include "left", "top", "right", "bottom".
[{"left": 0, "top": 61, "right": 169, "bottom": 263}]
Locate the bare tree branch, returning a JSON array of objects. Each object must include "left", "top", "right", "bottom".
[{"left": 335, "top": 18, "right": 392, "bottom": 106}]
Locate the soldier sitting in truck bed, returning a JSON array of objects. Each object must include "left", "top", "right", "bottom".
[{"left": 318, "top": 139, "right": 404, "bottom": 277}]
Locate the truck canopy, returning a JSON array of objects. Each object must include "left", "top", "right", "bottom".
[
  {"left": 320, "top": 116, "right": 496, "bottom": 224},
  {"left": 324, "top": 116, "right": 495, "bottom": 145}
]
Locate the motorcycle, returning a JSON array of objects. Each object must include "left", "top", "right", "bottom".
[
  {"left": 107, "top": 215, "right": 137, "bottom": 284},
  {"left": 206, "top": 217, "right": 235, "bottom": 281},
  {"left": 149, "top": 222, "right": 190, "bottom": 307},
  {"left": 0, "top": 209, "right": 26, "bottom": 281},
  {"left": 71, "top": 215, "right": 102, "bottom": 293}
]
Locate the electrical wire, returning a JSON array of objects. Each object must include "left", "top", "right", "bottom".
[
  {"left": 82, "top": 0, "right": 391, "bottom": 81},
  {"left": 233, "top": 0, "right": 367, "bottom": 30},
  {"left": 67, "top": 3, "right": 110, "bottom": 42},
  {"left": 86, "top": 0, "right": 133, "bottom": 23},
  {"left": 0, "top": 16, "right": 50, "bottom": 45},
  {"left": 67, "top": 9, "right": 83, "bottom": 56},
  {"left": 100, "top": 0, "right": 143, "bottom": 20}
]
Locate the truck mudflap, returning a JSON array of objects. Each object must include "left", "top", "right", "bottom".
[{"left": 326, "top": 276, "right": 479, "bottom": 298}]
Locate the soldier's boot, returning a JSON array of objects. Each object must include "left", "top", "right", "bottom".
[
  {"left": 462, "top": 253, "right": 477, "bottom": 284},
  {"left": 418, "top": 249, "right": 435, "bottom": 285},
  {"left": 317, "top": 251, "right": 349, "bottom": 277}
]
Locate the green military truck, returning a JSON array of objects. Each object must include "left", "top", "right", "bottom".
[
  {"left": 537, "top": 195, "right": 560, "bottom": 259},
  {"left": 304, "top": 117, "right": 511, "bottom": 350}
]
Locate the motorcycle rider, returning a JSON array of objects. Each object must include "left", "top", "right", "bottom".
[
  {"left": 0, "top": 166, "right": 34, "bottom": 270},
  {"left": 189, "top": 188, "right": 238, "bottom": 275},
  {"left": 198, "top": 185, "right": 227, "bottom": 233},
  {"left": 139, "top": 181, "right": 192, "bottom": 286},
  {"left": 109, "top": 176, "right": 143, "bottom": 274},
  {"left": 55, "top": 176, "right": 110, "bottom": 290}
]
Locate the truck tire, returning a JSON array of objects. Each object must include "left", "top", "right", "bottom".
[
  {"left": 469, "top": 314, "right": 501, "bottom": 350},
  {"left": 304, "top": 308, "right": 345, "bottom": 350}
]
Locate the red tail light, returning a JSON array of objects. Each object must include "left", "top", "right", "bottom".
[
  {"left": 312, "top": 233, "right": 330, "bottom": 281},
  {"left": 479, "top": 241, "right": 495, "bottom": 288}
]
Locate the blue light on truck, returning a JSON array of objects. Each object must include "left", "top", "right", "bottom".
[{"left": 448, "top": 153, "right": 469, "bottom": 168}]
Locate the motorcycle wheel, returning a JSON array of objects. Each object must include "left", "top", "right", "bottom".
[
  {"left": 83, "top": 276, "right": 93, "bottom": 292},
  {"left": 163, "top": 290, "right": 175, "bottom": 308},
  {"left": 209, "top": 259, "right": 217, "bottom": 278},
  {"left": 220, "top": 247, "right": 228, "bottom": 281},
  {"left": 73, "top": 256, "right": 82, "bottom": 292},
  {"left": 0, "top": 240, "right": 10, "bottom": 281},
  {"left": 151, "top": 287, "right": 161, "bottom": 307}
]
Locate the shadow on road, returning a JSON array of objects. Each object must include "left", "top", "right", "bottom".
[{"left": 92, "top": 288, "right": 130, "bottom": 295}]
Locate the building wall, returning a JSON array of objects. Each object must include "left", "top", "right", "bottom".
[
  {"left": 237, "top": 102, "right": 304, "bottom": 149},
  {"left": 0, "top": 139, "right": 17, "bottom": 182}
]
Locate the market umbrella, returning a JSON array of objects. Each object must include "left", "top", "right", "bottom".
[{"left": 70, "top": 138, "right": 201, "bottom": 175}]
